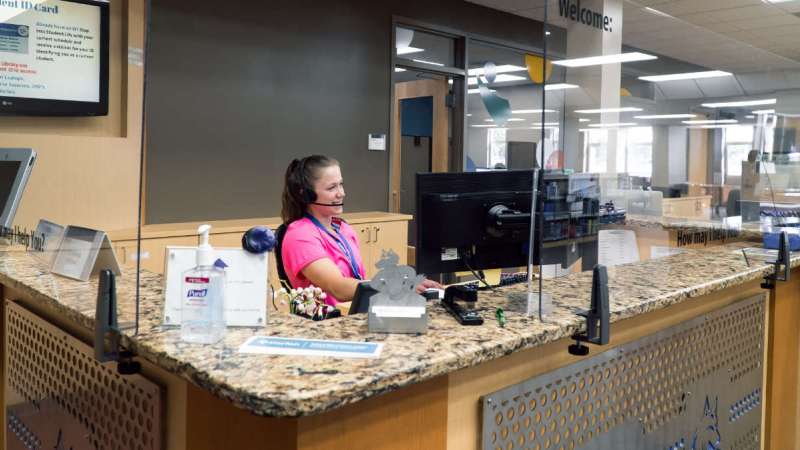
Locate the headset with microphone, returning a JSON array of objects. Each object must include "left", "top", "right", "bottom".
[{"left": 297, "top": 157, "right": 345, "bottom": 207}]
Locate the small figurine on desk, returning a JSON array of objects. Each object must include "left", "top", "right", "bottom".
[
  {"left": 366, "top": 250, "right": 428, "bottom": 334},
  {"left": 368, "top": 250, "right": 425, "bottom": 303}
]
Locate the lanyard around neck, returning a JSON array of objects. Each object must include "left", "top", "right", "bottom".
[{"left": 304, "top": 214, "right": 362, "bottom": 280}]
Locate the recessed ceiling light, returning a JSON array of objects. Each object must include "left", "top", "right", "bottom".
[
  {"left": 634, "top": 114, "right": 697, "bottom": 119},
  {"left": 553, "top": 52, "right": 657, "bottom": 68},
  {"left": 545, "top": 83, "right": 579, "bottom": 91},
  {"left": 467, "top": 65, "right": 527, "bottom": 76},
  {"left": 412, "top": 58, "right": 444, "bottom": 67},
  {"left": 511, "top": 109, "right": 557, "bottom": 114},
  {"left": 745, "top": 115, "right": 755, "bottom": 119},
  {"left": 682, "top": 119, "right": 738, "bottom": 124},
  {"left": 396, "top": 46, "right": 424, "bottom": 55},
  {"left": 394, "top": 67, "right": 406, "bottom": 72},
  {"left": 468, "top": 74, "right": 527, "bottom": 85},
  {"left": 702, "top": 98, "right": 776, "bottom": 108},
  {"left": 575, "top": 107, "right": 643, "bottom": 114},
  {"left": 588, "top": 122, "right": 638, "bottom": 127},
  {"left": 545, "top": 31, "right": 552, "bottom": 36},
  {"left": 466, "top": 114, "right": 472, "bottom": 117},
  {"left": 752, "top": 109, "right": 775, "bottom": 114},
  {"left": 579, "top": 118, "right": 590, "bottom": 122},
  {"left": 638, "top": 70, "right": 732, "bottom": 82}
]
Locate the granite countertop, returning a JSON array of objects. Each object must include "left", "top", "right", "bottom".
[
  {"left": 1, "top": 243, "right": 795, "bottom": 417},
  {"left": 624, "top": 214, "right": 770, "bottom": 241}
]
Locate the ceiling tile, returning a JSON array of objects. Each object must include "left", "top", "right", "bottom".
[
  {"left": 725, "top": 14, "right": 800, "bottom": 30},
  {"left": 657, "top": 0, "right": 762, "bottom": 17},
  {"left": 695, "top": 76, "right": 745, "bottom": 97}
]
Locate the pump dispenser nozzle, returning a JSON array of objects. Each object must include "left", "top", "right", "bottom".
[{"left": 196, "top": 224, "right": 214, "bottom": 266}]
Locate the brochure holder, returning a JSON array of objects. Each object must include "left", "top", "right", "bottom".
[
  {"left": 31, "top": 219, "right": 65, "bottom": 267},
  {"left": 50, "top": 226, "right": 121, "bottom": 282}
]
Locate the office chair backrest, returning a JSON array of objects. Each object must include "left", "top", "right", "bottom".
[{"left": 274, "top": 223, "right": 291, "bottom": 288}]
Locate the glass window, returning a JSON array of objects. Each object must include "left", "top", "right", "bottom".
[{"left": 724, "top": 126, "right": 754, "bottom": 177}]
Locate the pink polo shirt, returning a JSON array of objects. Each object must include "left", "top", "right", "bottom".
[{"left": 281, "top": 217, "right": 365, "bottom": 306}]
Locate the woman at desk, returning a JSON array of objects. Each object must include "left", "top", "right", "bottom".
[{"left": 280, "top": 155, "right": 438, "bottom": 307}]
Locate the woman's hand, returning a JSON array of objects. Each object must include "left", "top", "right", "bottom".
[{"left": 415, "top": 278, "right": 443, "bottom": 294}]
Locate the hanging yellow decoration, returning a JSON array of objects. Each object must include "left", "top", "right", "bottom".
[{"left": 525, "top": 54, "right": 553, "bottom": 84}]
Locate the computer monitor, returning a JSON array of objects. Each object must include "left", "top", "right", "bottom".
[
  {"left": 415, "top": 170, "right": 604, "bottom": 276},
  {"left": 0, "top": 148, "right": 36, "bottom": 228}
]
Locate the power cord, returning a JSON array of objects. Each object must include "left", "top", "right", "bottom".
[{"left": 462, "top": 249, "right": 496, "bottom": 292}]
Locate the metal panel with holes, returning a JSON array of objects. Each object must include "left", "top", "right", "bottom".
[
  {"left": 5, "top": 300, "right": 163, "bottom": 450},
  {"left": 482, "top": 294, "right": 765, "bottom": 450}
]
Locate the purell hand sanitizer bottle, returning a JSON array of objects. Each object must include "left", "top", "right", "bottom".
[{"left": 181, "top": 225, "right": 226, "bottom": 344}]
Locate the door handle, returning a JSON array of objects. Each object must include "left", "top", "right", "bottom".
[
  {"left": 362, "top": 227, "right": 370, "bottom": 244},
  {"left": 373, "top": 226, "right": 380, "bottom": 243}
]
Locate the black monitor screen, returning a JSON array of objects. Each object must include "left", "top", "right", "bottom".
[{"left": 0, "top": 161, "right": 21, "bottom": 215}]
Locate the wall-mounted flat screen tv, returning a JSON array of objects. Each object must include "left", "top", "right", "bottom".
[{"left": 0, "top": 0, "right": 109, "bottom": 116}]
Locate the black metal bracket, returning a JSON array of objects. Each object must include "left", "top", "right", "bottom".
[
  {"left": 569, "top": 265, "right": 610, "bottom": 356},
  {"left": 94, "top": 270, "right": 141, "bottom": 374},
  {"left": 761, "top": 231, "right": 791, "bottom": 290}
]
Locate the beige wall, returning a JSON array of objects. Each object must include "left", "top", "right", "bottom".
[{"left": 0, "top": 0, "right": 144, "bottom": 231}]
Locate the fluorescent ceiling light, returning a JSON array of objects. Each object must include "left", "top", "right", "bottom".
[
  {"left": 394, "top": 67, "right": 406, "bottom": 72},
  {"left": 466, "top": 114, "right": 472, "bottom": 117},
  {"left": 693, "top": 124, "right": 742, "bottom": 129},
  {"left": 545, "top": 31, "right": 552, "bottom": 36},
  {"left": 634, "top": 114, "right": 697, "bottom": 119},
  {"left": 467, "top": 65, "right": 527, "bottom": 76},
  {"left": 745, "top": 115, "right": 755, "bottom": 119},
  {"left": 412, "top": 58, "right": 444, "bottom": 67},
  {"left": 552, "top": 52, "right": 657, "bottom": 68},
  {"left": 702, "top": 98, "right": 776, "bottom": 108},
  {"left": 638, "top": 70, "right": 731, "bottom": 82},
  {"left": 468, "top": 88, "right": 496, "bottom": 94},
  {"left": 545, "top": 83, "right": 579, "bottom": 91},
  {"left": 588, "top": 122, "right": 638, "bottom": 128},
  {"left": 471, "top": 124, "right": 498, "bottom": 128},
  {"left": 579, "top": 118, "right": 590, "bottom": 122},
  {"left": 763, "top": 0, "right": 797, "bottom": 3},
  {"left": 485, "top": 118, "right": 524, "bottom": 122},
  {"left": 575, "top": 107, "right": 643, "bottom": 114},
  {"left": 644, "top": 7, "right": 673, "bottom": 18},
  {"left": 396, "top": 46, "right": 424, "bottom": 55},
  {"left": 532, "top": 122, "right": 560, "bottom": 127},
  {"left": 752, "top": 109, "right": 775, "bottom": 114},
  {"left": 682, "top": 119, "right": 737, "bottom": 124},
  {"left": 468, "top": 74, "right": 527, "bottom": 85},
  {"left": 511, "top": 109, "right": 556, "bottom": 114}
]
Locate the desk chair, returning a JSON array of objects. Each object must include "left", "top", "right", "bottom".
[{"left": 274, "top": 223, "right": 291, "bottom": 289}]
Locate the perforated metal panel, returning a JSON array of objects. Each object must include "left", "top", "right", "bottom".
[
  {"left": 5, "top": 300, "right": 163, "bottom": 450},
  {"left": 482, "top": 294, "right": 765, "bottom": 450}
]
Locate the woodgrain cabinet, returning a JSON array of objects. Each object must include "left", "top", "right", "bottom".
[
  {"left": 662, "top": 195, "right": 712, "bottom": 220},
  {"left": 354, "top": 220, "right": 408, "bottom": 279}
]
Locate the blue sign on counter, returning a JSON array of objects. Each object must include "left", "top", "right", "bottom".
[{"left": 238, "top": 336, "right": 382, "bottom": 358}]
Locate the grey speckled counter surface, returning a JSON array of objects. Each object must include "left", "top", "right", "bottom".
[{"left": 0, "top": 243, "right": 794, "bottom": 417}]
